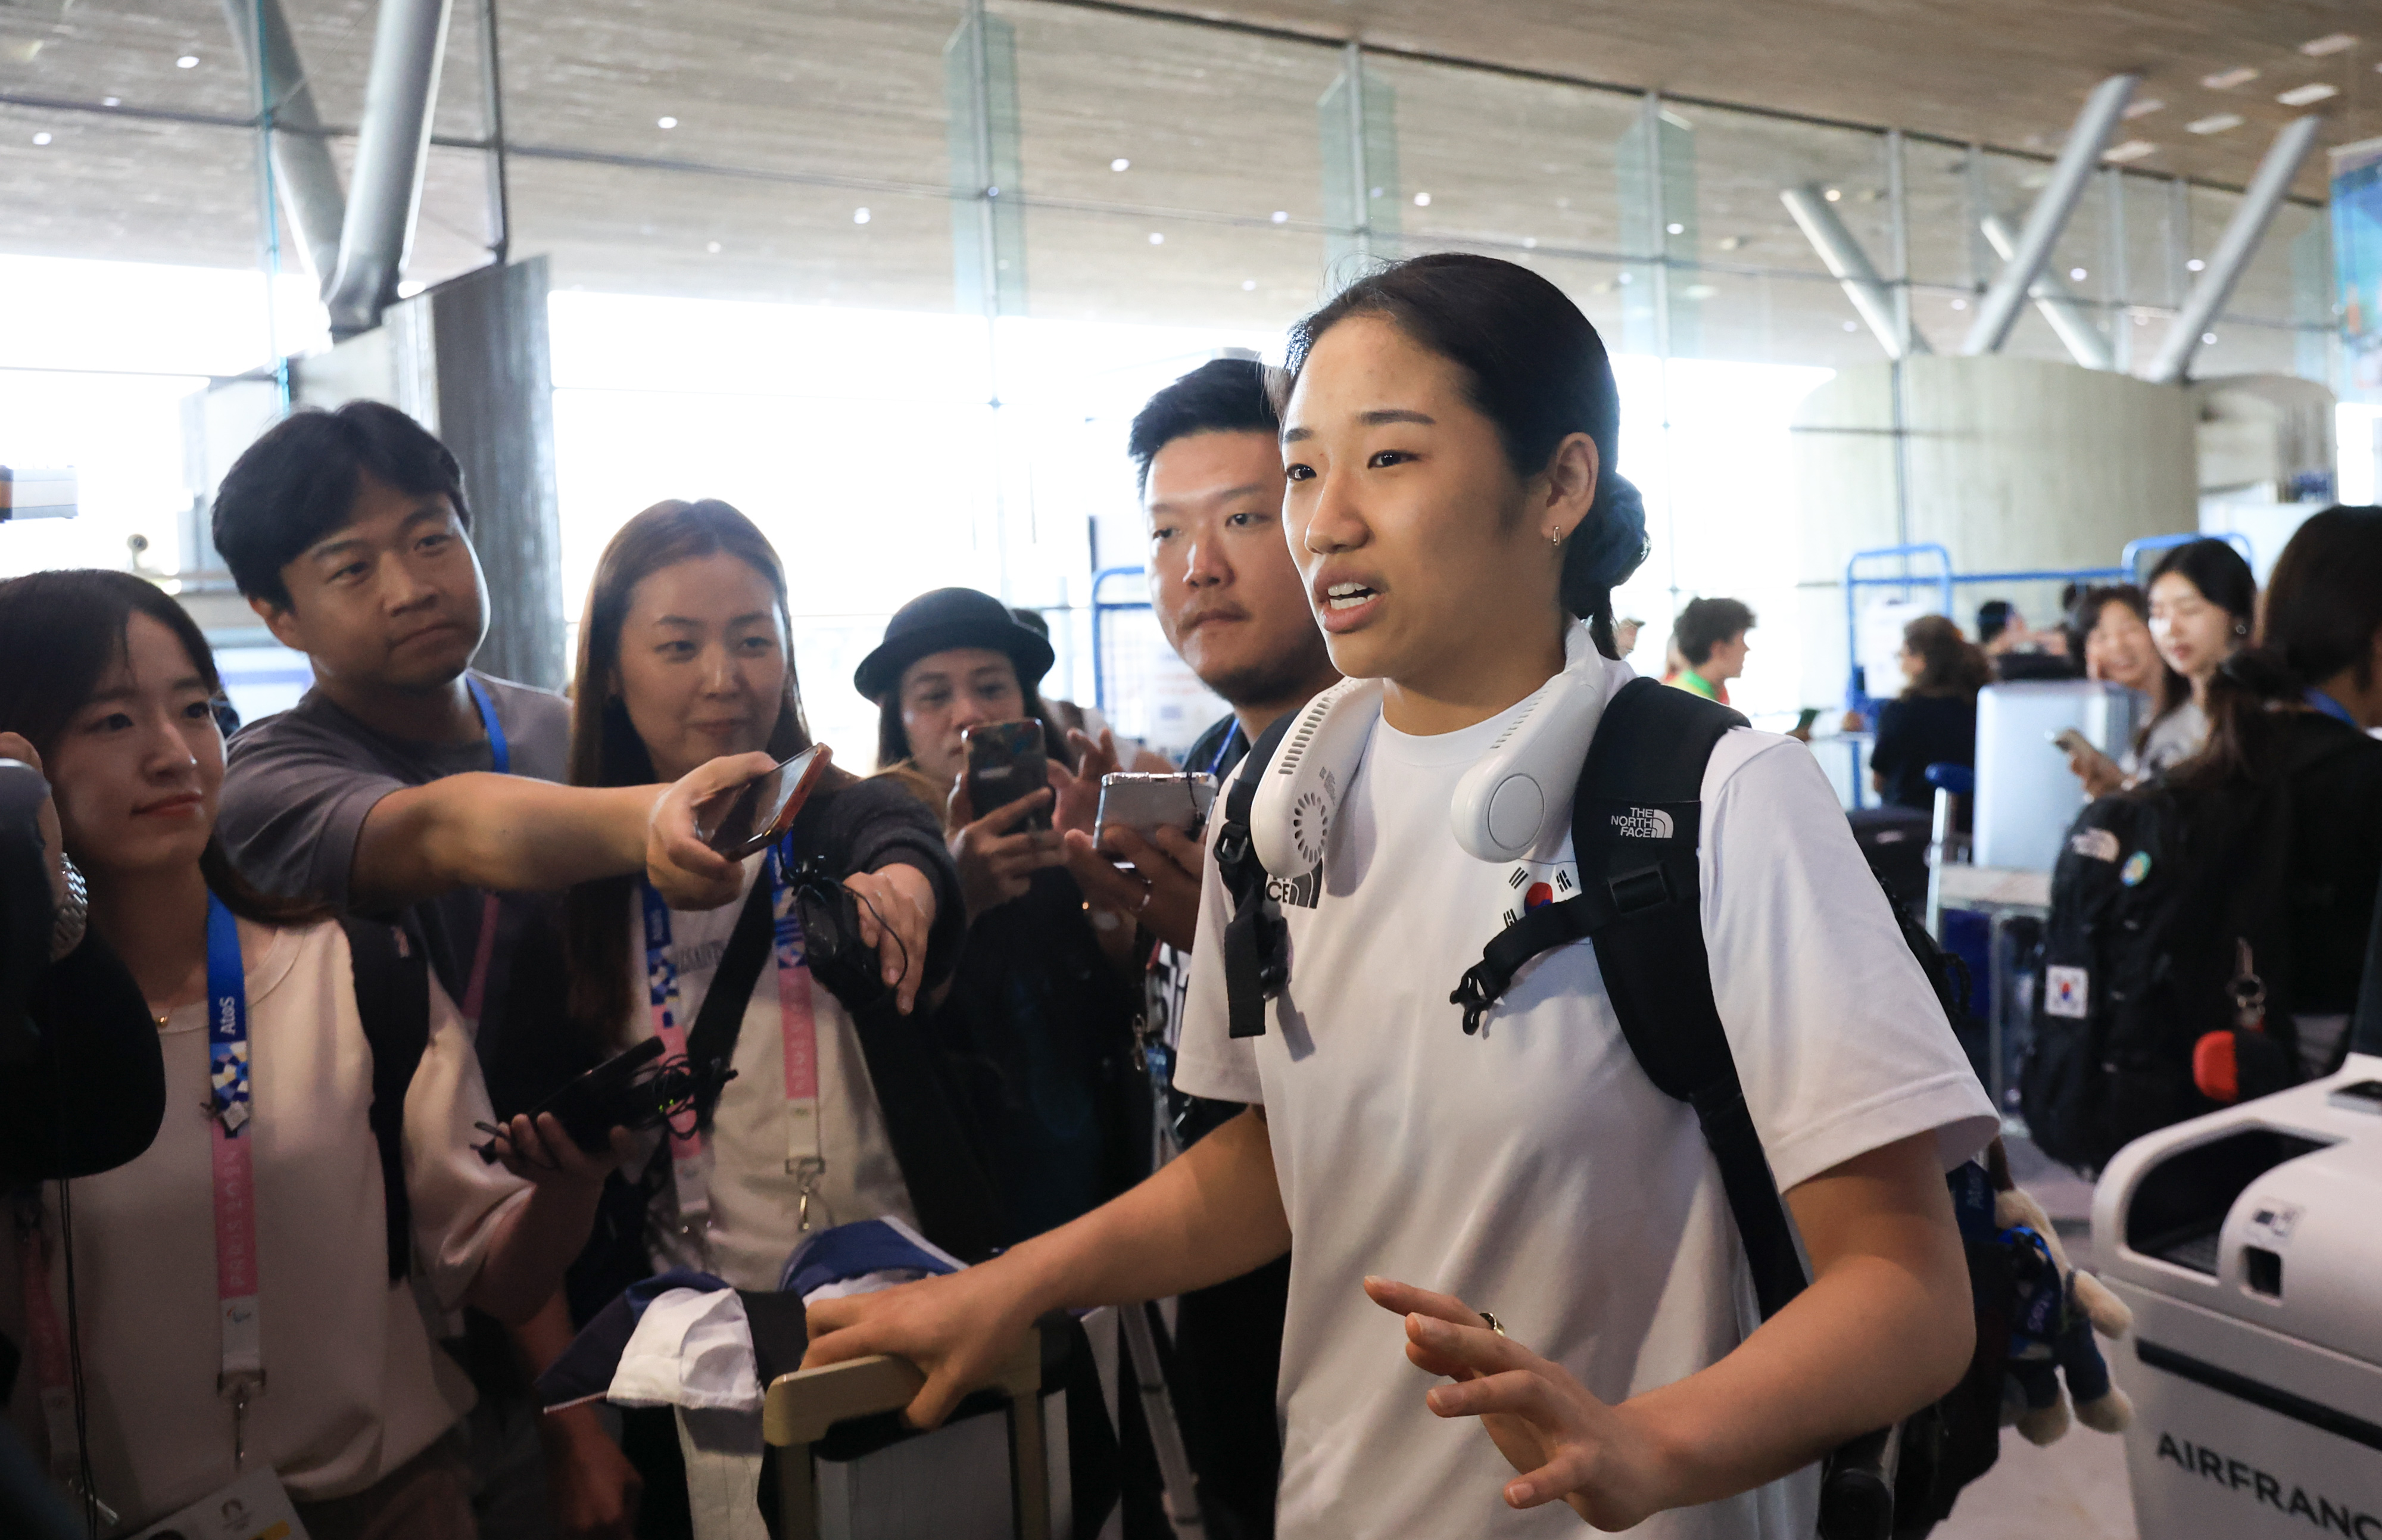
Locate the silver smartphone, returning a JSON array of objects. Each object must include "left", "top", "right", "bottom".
[
  {"left": 696, "top": 744, "right": 834, "bottom": 860},
  {"left": 1094, "top": 771, "right": 1218, "bottom": 850}
]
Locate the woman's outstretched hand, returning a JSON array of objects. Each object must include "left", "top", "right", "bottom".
[{"left": 1365, "top": 1275, "right": 1674, "bottom": 1530}]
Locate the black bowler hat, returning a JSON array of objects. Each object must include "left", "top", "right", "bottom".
[{"left": 853, "top": 587, "right": 1056, "bottom": 704}]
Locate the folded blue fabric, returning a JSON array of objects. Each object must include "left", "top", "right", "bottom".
[
  {"left": 534, "top": 1268, "right": 729, "bottom": 1410},
  {"left": 780, "top": 1216, "right": 964, "bottom": 1300}
]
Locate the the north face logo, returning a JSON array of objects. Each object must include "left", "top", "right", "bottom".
[
  {"left": 1611, "top": 806, "right": 1674, "bottom": 840},
  {"left": 1266, "top": 863, "right": 1322, "bottom": 909}
]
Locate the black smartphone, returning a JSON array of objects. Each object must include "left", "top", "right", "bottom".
[
  {"left": 473, "top": 1036, "right": 737, "bottom": 1161},
  {"left": 964, "top": 719, "right": 1050, "bottom": 829},
  {"left": 696, "top": 744, "right": 834, "bottom": 860},
  {"left": 1794, "top": 707, "right": 1820, "bottom": 735}
]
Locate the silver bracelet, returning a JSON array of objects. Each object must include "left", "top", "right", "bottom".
[{"left": 49, "top": 853, "right": 88, "bottom": 961}]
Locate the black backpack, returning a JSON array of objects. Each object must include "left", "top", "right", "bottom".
[
  {"left": 2019, "top": 731, "right": 2364, "bottom": 1174},
  {"left": 1217, "top": 676, "right": 1993, "bottom": 1540}
]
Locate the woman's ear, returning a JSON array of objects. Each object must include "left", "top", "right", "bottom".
[{"left": 1543, "top": 432, "right": 1601, "bottom": 544}]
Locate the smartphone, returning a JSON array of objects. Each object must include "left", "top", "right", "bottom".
[
  {"left": 2047, "top": 728, "right": 2094, "bottom": 758},
  {"left": 1794, "top": 707, "right": 1821, "bottom": 735},
  {"left": 964, "top": 719, "right": 1050, "bottom": 828},
  {"left": 1095, "top": 772, "right": 1218, "bottom": 851},
  {"left": 696, "top": 743, "right": 834, "bottom": 860}
]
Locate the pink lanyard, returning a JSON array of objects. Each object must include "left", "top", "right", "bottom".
[{"left": 640, "top": 846, "right": 823, "bottom": 1251}]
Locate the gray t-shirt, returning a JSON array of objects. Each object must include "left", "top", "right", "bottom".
[{"left": 219, "top": 672, "right": 572, "bottom": 1102}]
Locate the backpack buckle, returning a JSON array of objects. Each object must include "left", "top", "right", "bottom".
[
  {"left": 1449, "top": 965, "right": 1500, "bottom": 1035},
  {"left": 1609, "top": 863, "right": 1672, "bottom": 914}
]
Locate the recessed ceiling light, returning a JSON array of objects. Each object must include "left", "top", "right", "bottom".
[
  {"left": 2202, "top": 332, "right": 2218, "bottom": 344},
  {"left": 2202, "top": 67, "right": 2258, "bottom": 89},
  {"left": 706, "top": 241, "right": 721, "bottom": 253},
  {"left": 32, "top": 132, "right": 51, "bottom": 145},
  {"left": 1666, "top": 221, "right": 1684, "bottom": 234},
  {"left": 102, "top": 96, "right": 120, "bottom": 107},
  {"left": 175, "top": 54, "right": 199, "bottom": 68},
  {"left": 1842, "top": 320, "right": 1859, "bottom": 332},
  {"left": 1823, "top": 188, "right": 1842, "bottom": 202},
  {"left": 2124, "top": 98, "right": 2165, "bottom": 119},
  {"left": 1270, "top": 210, "right": 1289, "bottom": 224},
  {"left": 1111, "top": 157, "right": 1129, "bottom": 171},
  {"left": 853, "top": 207, "right": 870, "bottom": 225},
  {"left": 1148, "top": 232, "right": 1164, "bottom": 245},
  {"left": 2300, "top": 33, "right": 2357, "bottom": 57},
  {"left": 1413, "top": 192, "right": 1431, "bottom": 206},
  {"left": 2071, "top": 267, "right": 2088, "bottom": 281},
  {"left": 2277, "top": 82, "right": 2339, "bottom": 106},
  {"left": 657, "top": 116, "right": 677, "bottom": 129},
  {"left": 2105, "top": 139, "right": 2159, "bottom": 163},
  {"left": 1522, "top": 237, "right": 1537, "bottom": 248},
  {"left": 2187, "top": 257, "right": 2207, "bottom": 272},
  {"left": 1717, "top": 235, "right": 1746, "bottom": 252},
  {"left": 1241, "top": 279, "right": 1256, "bottom": 290},
  {"left": 2187, "top": 113, "right": 2244, "bottom": 135},
  {"left": 1951, "top": 298, "right": 1969, "bottom": 310}
]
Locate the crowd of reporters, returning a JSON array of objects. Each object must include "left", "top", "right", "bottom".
[{"left": 0, "top": 333, "right": 2377, "bottom": 1539}]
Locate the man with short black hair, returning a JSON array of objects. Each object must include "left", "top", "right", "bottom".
[
  {"left": 1668, "top": 595, "right": 1757, "bottom": 706},
  {"left": 1061, "top": 356, "right": 1339, "bottom": 1540},
  {"left": 213, "top": 401, "right": 739, "bottom": 1540}
]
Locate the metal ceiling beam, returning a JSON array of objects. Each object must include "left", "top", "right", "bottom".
[
  {"left": 219, "top": 0, "right": 346, "bottom": 288},
  {"left": 2140, "top": 115, "right": 2322, "bottom": 386},
  {"left": 1779, "top": 185, "right": 1927, "bottom": 360},
  {"left": 325, "top": 0, "right": 454, "bottom": 337},
  {"left": 1960, "top": 73, "right": 2137, "bottom": 355},
  {"left": 1979, "top": 213, "right": 2112, "bottom": 370}
]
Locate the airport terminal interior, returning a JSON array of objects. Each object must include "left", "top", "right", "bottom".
[{"left": 2, "top": 0, "right": 2381, "bottom": 1536}]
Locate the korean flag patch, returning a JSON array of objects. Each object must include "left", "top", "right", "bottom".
[
  {"left": 2046, "top": 965, "right": 2090, "bottom": 1020},
  {"left": 1496, "top": 858, "right": 1579, "bottom": 931}
]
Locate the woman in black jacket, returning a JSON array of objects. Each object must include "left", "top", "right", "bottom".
[
  {"left": 2177, "top": 506, "right": 2382, "bottom": 1076},
  {"left": 1866, "top": 613, "right": 1992, "bottom": 813}
]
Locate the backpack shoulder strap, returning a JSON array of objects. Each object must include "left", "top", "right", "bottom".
[
  {"left": 342, "top": 914, "right": 430, "bottom": 1282},
  {"left": 679, "top": 875, "right": 777, "bottom": 1102},
  {"left": 1218, "top": 710, "right": 1300, "bottom": 1040}
]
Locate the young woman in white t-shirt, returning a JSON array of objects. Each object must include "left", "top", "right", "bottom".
[
  {"left": 804, "top": 254, "right": 1995, "bottom": 1538},
  {"left": 0, "top": 569, "right": 618, "bottom": 1535}
]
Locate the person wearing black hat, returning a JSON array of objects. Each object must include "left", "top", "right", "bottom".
[{"left": 856, "top": 589, "right": 1146, "bottom": 1242}]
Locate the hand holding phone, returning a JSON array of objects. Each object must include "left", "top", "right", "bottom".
[
  {"left": 964, "top": 720, "right": 1051, "bottom": 832},
  {"left": 696, "top": 744, "right": 833, "bottom": 860},
  {"left": 1095, "top": 772, "right": 1218, "bottom": 853}
]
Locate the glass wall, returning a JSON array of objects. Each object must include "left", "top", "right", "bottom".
[{"left": 0, "top": 0, "right": 2346, "bottom": 745}]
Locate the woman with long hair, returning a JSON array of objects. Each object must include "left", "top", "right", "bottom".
[
  {"left": 2169, "top": 506, "right": 2382, "bottom": 1075},
  {"left": 805, "top": 254, "right": 1991, "bottom": 1537},
  {"left": 2062, "top": 583, "right": 2181, "bottom": 795},
  {"left": 0, "top": 570, "right": 612, "bottom": 1535},
  {"left": 1866, "top": 613, "right": 1991, "bottom": 811},
  {"left": 853, "top": 588, "right": 1144, "bottom": 1241},
  {"left": 2141, "top": 538, "right": 2255, "bottom": 773}
]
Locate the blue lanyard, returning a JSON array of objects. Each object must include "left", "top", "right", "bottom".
[
  {"left": 466, "top": 675, "right": 509, "bottom": 776},
  {"left": 206, "top": 893, "right": 253, "bottom": 1135},
  {"left": 2305, "top": 688, "right": 2359, "bottom": 728},
  {"left": 1205, "top": 721, "right": 1245, "bottom": 780}
]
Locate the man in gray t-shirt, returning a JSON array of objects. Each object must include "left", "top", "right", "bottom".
[{"left": 220, "top": 671, "right": 575, "bottom": 1107}]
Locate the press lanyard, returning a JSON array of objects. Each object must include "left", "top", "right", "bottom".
[
  {"left": 459, "top": 677, "right": 509, "bottom": 1027},
  {"left": 13, "top": 895, "right": 261, "bottom": 1495},
  {"left": 638, "top": 844, "right": 824, "bottom": 1254},
  {"left": 1206, "top": 721, "right": 1245, "bottom": 781},
  {"left": 205, "top": 894, "right": 265, "bottom": 1466},
  {"left": 2305, "top": 688, "right": 2359, "bottom": 728}
]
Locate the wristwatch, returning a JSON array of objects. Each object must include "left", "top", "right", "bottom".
[{"left": 49, "top": 852, "right": 88, "bottom": 961}]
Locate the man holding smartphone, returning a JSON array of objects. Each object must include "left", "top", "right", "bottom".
[{"left": 1058, "top": 357, "right": 1340, "bottom": 1538}]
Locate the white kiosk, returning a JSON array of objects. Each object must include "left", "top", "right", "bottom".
[{"left": 2092, "top": 1058, "right": 2382, "bottom": 1538}]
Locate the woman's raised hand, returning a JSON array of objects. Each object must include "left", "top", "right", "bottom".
[
  {"left": 1364, "top": 1275, "right": 1673, "bottom": 1530},
  {"left": 843, "top": 863, "right": 935, "bottom": 1013},
  {"left": 946, "top": 777, "right": 1064, "bottom": 916},
  {"left": 646, "top": 752, "right": 778, "bottom": 908}
]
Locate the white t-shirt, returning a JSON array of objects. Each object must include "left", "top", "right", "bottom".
[
  {"left": 1173, "top": 659, "right": 1997, "bottom": 1540},
  {"left": 622, "top": 854, "right": 913, "bottom": 1290},
  {"left": 2, "top": 916, "right": 531, "bottom": 1526}
]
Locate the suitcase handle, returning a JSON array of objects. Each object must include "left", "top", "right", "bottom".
[{"left": 763, "top": 1338, "right": 1048, "bottom": 1540}]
